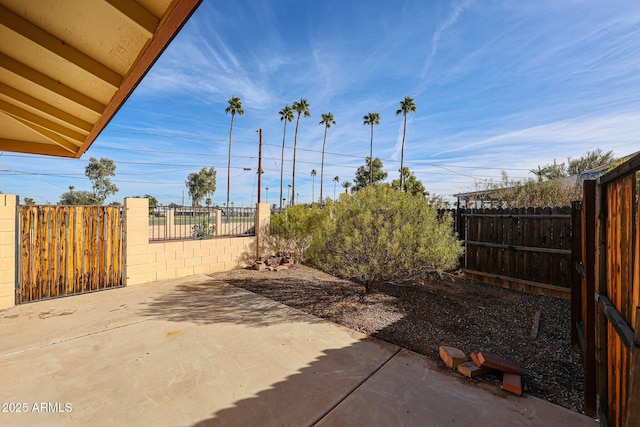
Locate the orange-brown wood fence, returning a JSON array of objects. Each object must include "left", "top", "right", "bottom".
[
  {"left": 458, "top": 207, "right": 573, "bottom": 299},
  {"left": 17, "top": 205, "right": 125, "bottom": 304},
  {"left": 573, "top": 153, "right": 640, "bottom": 426}
]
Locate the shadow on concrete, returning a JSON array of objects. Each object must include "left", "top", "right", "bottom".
[
  {"left": 138, "top": 278, "right": 324, "bottom": 327},
  {"left": 191, "top": 339, "right": 398, "bottom": 427}
]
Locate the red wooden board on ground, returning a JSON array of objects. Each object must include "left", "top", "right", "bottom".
[
  {"left": 502, "top": 373, "right": 523, "bottom": 396},
  {"left": 477, "top": 352, "right": 523, "bottom": 375}
]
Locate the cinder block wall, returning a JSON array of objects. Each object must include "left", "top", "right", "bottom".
[
  {"left": 0, "top": 197, "right": 270, "bottom": 309},
  {"left": 125, "top": 198, "right": 270, "bottom": 286},
  {"left": 0, "top": 195, "right": 17, "bottom": 309}
]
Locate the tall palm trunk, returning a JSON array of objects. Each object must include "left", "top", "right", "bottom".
[
  {"left": 320, "top": 126, "right": 327, "bottom": 202},
  {"left": 369, "top": 125, "right": 374, "bottom": 184},
  {"left": 279, "top": 121, "right": 288, "bottom": 211},
  {"left": 400, "top": 114, "right": 407, "bottom": 189},
  {"left": 226, "top": 113, "right": 235, "bottom": 222},
  {"left": 291, "top": 114, "right": 300, "bottom": 206}
]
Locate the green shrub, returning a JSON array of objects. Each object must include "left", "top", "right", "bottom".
[
  {"left": 307, "top": 185, "right": 463, "bottom": 293},
  {"left": 267, "top": 204, "right": 325, "bottom": 262},
  {"left": 191, "top": 218, "right": 215, "bottom": 240}
]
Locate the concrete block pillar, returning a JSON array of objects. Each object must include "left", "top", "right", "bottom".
[
  {"left": 0, "top": 194, "right": 18, "bottom": 309},
  {"left": 124, "top": 197, "right": 150, "bottom": 286},
  {"left": 215, "top": 209, "right": 222, "bottom": 236},
  {"left": 254, "top": 203, "right": 271, "bottom": 259},
  {"left": 165, "top": 208, "right": 175, "bottom": 240}
]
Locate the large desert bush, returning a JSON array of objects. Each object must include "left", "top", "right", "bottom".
[
  {"left": 265, "top": 204, "right": 324, "bottom": 262},
  {"left": 307, "top": 185, "right": 463, "bottom": 293}
]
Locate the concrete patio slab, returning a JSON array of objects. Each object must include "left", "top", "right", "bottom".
[
  {"left": 316, "top": 348, "right": 596, "bottom": 427},
  {"left": 0, "top": 274, "right": 598, "bottom": 426}
]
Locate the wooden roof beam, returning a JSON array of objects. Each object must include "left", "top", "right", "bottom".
[
  {"left": 0, "top": 53, "right": 106, "bottom": 115},
  {"left": 0, "top": 100, "right": 86, "bottom": 143},
  {"left": 105, "top": 0, "right": 160, "bottom": 35},
  {"left": 0, "top": 138, "right": 77, "bottom": 157},
  {"left": 0, "top": 4, "right": 123, "bottom": 88},
  {"left": 9, "top": 116, "right": 81, "bottom": 154},
  {"left": 0, "top": 82, "right": 93, "bottom": 132}
]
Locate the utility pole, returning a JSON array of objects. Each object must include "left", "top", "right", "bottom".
[
  {"left": 257, "top": 128, "right": 263, "bottom": 203},
  {"left": 256, "top": 128, "right": 262, "bottom": 262}
]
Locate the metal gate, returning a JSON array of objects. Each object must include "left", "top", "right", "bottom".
[{"left": 17, "top": 205, "right": 125, "bottom": 304}]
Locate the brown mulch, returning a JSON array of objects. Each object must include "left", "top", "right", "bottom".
[{"left": 209, "top": 264, "right": 585, "bottom": 414}]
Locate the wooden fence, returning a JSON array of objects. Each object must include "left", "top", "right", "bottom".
[
  {"left": 573, "top": 153, "right": 640, "bottom": 426},
  {"left": 18, "top": 205, "right": 125, "bottom": 304},
  {"left": 450, "top": 207, "right": 573, "bottom": 299}
]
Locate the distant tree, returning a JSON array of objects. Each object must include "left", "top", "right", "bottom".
[
  {"left": 291, "top": 98, "right": 311, "bottom": 205},
  {"left": 567, "top": 149, "right": 615, "bottom": 175},
  {"left": 333, "top": 175, "right": 340, "bottom": 199},
  {"left": 186, "top": 167, "right": 217, "bottom": 207},
  {"left": 144, "top": 194, "right": 158, "bottom": 208},
  {"left": 424, "top": 192, "right": 451, "bottom": 209},
  {"left": 225, "top": 96, "right": 244, "bottom": 214},
  {"left": 23, "top": 197, "right": 36, "bottom": 205},
  {"left": 477, "top": 171, "right": 581, "bottom": 208},
  {"left": 396, "top": 96, "right": 416, "bottom": 188},
  {"left": 168, "top": 202, "right": 180, "bottom": 208},
  {"left": 391, "top": 167, "right": 426, "bottom": 197},
  {"left": 530, "top": 159, "right": 567, "bottom": 182},
  {"left": 318, "top": 112, "right": 336, "bottom": 202},
  {"left": 363, "top": 112, "right": 381, "bottom": 184},
  {"left": 532, "top": 149, "right": 616, "bottom": 181},
  {"left": 205, "top": 197, "right": 212, "bottom": 207},
  {"left": 85, "top": 157, "right": 118, "bottom": 203},
  {"left": 59, "top": 186, "right": 99, "bottom": 205},
  {"left": 353, "top": 157, "right": 388, "bottom": 192},
  {"left": 342, "top": 181, "right": 352, "bottom": 194},
  {"left": 279, "top": 105, "right": 294, "bottom": 210}
]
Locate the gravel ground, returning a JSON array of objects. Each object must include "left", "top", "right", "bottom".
[{"left": 210, "top": 264, "right": 585, "bottom": 414}]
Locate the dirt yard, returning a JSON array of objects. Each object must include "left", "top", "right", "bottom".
[{"left": 210, "top": 264, "right": 584, "bottom": 414}]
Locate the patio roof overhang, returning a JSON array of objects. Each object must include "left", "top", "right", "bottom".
[{"left": 0, "top": 0, "right": 202, "bottom": 158}]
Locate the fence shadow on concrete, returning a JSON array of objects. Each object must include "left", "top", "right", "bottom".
[{"left": 138, "top": 278, "right": 324, "bottom": 327}]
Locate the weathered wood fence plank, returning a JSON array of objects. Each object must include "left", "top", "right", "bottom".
[
  {"left": 17, "top": 205, "right": 124, "bottom": 304},
  {"left": 445, "top": 207, "right": 573, "bottom": 293}
]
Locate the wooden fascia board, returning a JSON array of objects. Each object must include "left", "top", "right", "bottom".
[
  {"left": 599, "top": 152, "right": 640, "bottom": 185},
  {"left": 76, "top": 0, "right": 204, "bottom": 158}
]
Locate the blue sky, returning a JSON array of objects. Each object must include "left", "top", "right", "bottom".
[{"left": 3, "top": 0, "right": 640, "bottom": 206}]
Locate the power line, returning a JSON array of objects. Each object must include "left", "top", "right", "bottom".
[{"left": 100, "top": 130, "right": 533, "bottom": 172}]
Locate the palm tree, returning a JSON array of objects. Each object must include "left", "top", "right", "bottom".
[
  {"left": 363, "top": 112, "right": 381, "bottom": 185},
  {"left": 333, "top": 175, "right": 339, "bottom": 199},
  {"left": 291, "top": 98, "right": 311, "bottom": 206},
  {"left": 278, "top": 105, "right": 294, "bottom": 210},
  {"left": 311, "top": 169, "right": 317, "bottom": 203},
  {"left": 342, "top": 181, "right": 352, "bottom": 194},
  {"left": 396, "top": 96, "right": 416, "bottom": 189},
  {"left": 225, "top": 96, "right": 244, "bottom": 220},
  {"left": 318, "top": 112, "right": 336, "bottom": 202}
]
